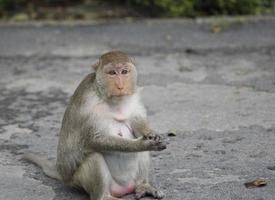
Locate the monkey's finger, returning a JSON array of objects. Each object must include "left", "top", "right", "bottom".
[
  {"left": 145, "top": 133, "right": 162, "bottom": 142},
  {"left": 149, "top": 142, "right": 166, "bottom": 151},
  {"left": 155, "top": 137, "right": 167, "bottom": 145},
  {"left": 145, "top": 133, "right": 154, "bottom": 140},
  {"left": 157, "top": 144, "right": 167, "bottom": 151},
  {"left": 155, "top": 135, "right": 163, "bottom": 142}
]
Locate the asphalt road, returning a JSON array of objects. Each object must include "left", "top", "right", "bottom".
[{"left": 0, "top": 18, "right": 275, "bottom": 200}]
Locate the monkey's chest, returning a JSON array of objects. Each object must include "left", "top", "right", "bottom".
[{"left": 110, "top": 121, "right": 135, "bottom": 139}]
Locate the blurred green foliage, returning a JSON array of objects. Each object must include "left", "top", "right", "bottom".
[
  {"left": 130, "top": 0, "right": 275, "bottom": 17},
  {"left": 0, "top": 0, "right": 274, "bottom": 20},
  {"left": 130, "top": 0, "right": 195, "bottom": 17},
  {"left": 194, "top": 0, "right": 275, "bottom": 15}
]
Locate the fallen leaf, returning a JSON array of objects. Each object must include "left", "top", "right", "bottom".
[
  {"left": 167, "top": 129, "right": 177, "bottom": 137},
  {"left": 211, "top": 25, "right": 221, "bottom": 33},
  {"left": 267, "top": 166, "right": 275, "bottom": 171},
  {"left": 244, "top": 179, "right": 267, "bottom": 188}
]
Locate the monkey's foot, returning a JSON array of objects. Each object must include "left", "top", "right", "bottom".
[{"left": 135, "top": 183, "right": 164, "bottom": 199}]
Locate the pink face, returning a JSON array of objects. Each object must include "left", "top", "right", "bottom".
[{"left": 103, "top": 62, "right": 135, "bottom": 97}]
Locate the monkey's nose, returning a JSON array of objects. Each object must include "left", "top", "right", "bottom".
[
  {"left": 117, "top": 86, "right": 124, "bottom": 91},
  {"left": 116, "top": 83, "right": 124, "bottom": 90},
  {"left": 115, "top": 76, "right": 125, "bottom": 91}
]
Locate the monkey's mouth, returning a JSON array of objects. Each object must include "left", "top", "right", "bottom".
[
  {"left": 111, "top": 91, "right": 130, "bottom": 97},
  {"left": 111, "top": 93, "right": 128, "bottom": 97}
]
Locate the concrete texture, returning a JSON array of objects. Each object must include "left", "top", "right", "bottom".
[{"left": 0, "top": 18, "right": 275, "bottom": 200}]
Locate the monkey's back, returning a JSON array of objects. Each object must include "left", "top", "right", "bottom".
[{"left": 56, "top": 73, "right": 97, "bottom": 183}]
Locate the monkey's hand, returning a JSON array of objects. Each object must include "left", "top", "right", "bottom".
[
  {"left": 143, "top": 133, "right": 163, "bottom": 142},
  {"left": 139, "top": 133, "right": 167, "bottom": 151}
]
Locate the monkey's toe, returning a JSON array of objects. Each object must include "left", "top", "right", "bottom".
[
  {"left": 153, "top": 190, "right": 165, "bottom": 199},
  {"left": 134, "top": 191, "right": 146, "bottom": 200}
]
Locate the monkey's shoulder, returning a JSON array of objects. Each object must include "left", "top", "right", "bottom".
[
  {"left": 72, "top": 73, "right": 96, "bottom": 97},
  {"left": 68, "top": 73, "right": 97, "bottom": 107}
]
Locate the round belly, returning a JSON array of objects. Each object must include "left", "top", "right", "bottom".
[
  {"left": 105, "top": 120, "right": 138, "bottom": 194},
  {"left": 104, "top": 152, "right": 138, "bottom": 197},
  {"left": 104, "top": 152, "right": 139, "bottom": 183}
]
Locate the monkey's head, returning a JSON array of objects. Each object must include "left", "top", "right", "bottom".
[{"left": 93, "top": 51, "right": 137, "bottom": 101}]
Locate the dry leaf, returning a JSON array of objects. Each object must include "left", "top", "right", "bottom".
[
  {"left": 244, "top": 179, "right": 267, "bottom": 188},
  {"left": 167, "top": 129, "right": 177, "bottom": 137},
  {"left": 211, "top": 25, "right": 221, "bottom": 33},
  {"left": 267, "top": 166, "right": 275, "bottom": 171}
]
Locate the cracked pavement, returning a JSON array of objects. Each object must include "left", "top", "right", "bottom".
[{"left": 0, "top": 18, "right": 275, "bottom": 200}]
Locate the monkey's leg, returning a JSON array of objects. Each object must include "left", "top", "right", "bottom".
[
  {"left": 72, "top": 153, "right": 122, "bottom": 200},
  {"left": 135, "top": 152, "right": 164, "bottom": 200}
]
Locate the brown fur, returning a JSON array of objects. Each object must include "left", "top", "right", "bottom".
[{"left": 93, "top": 50, "right": 134, "bottom": 70}]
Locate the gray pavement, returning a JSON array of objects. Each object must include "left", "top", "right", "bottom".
[{"left": 0, "top": 18, "right": 275, "bottom": 200}]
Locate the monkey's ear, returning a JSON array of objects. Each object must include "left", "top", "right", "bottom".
[
  {"left": 130, "top": 57, "right": 136, "bottom": 65},
  {"left": 91, "top": 61, "right": 100, "bottom": 70}
]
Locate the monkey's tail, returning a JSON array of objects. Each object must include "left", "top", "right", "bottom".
[{"left": 23, "top": 152, "right": 62, "bottom": 181}]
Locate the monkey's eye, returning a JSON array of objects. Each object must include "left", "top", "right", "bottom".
[
  {"left": 121, "top": 69, "right": 129, "bottom": 75},
  {"left": 108, "top": 70, "right": 117, "bottom": 75}
]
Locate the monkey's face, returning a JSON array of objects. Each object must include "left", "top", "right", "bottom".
[{"left": 102, "top": 62, "right": 137, "bottom": 98}]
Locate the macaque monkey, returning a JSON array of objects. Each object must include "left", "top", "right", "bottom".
[{"left": 24, "top": 50, "right": 166, "bottom": 200}]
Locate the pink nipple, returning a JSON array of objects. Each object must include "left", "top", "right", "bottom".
[{"left": 118, "top": 129, "right": 123, "bottom": 137}]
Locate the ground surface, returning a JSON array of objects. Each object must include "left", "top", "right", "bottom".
[{"left": 0, "top": 18, "right": 275, "bottom": 200}]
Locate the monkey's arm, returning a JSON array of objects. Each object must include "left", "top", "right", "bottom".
[
  {"left": 88, "top": 131, "right": 164, "bottom": 152},
  {"left": 130, "top": 116, "right": 166, "bottom": 146},
  {"left": 130, "top": 117, "right": 153, "bottom": 137}
]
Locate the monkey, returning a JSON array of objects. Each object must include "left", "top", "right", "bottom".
[{"left": 24, "top": 50, "right": 167, "bottom": 200}]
